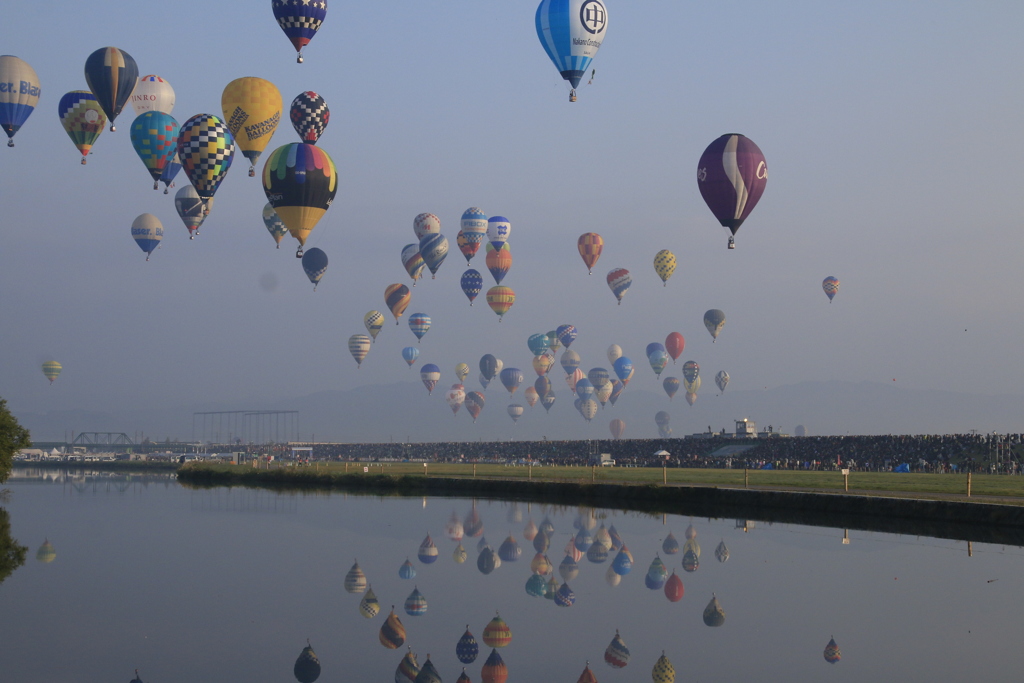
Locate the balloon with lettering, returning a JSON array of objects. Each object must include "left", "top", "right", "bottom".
[
  {"left": 486, "top": 286, "right": 515, "bottom": 321},
  {"left": 575, "top": 378, "right": 595, "bottom": 402},
  {"left": 822, "top": 276, "right": 840, "bottom": 302},
  {"left": 587, "top": 367, "right": 610, "bottom": 389},
  {"left": 402, "top": 346, "right": 419, "bottom": 367},
  {"left": 262, "top": 142, "right": 337, "bottom": 257},
  {"left": 486, "top": 243, "right": 512, "bottom": 284},
  {"left": 385, "top": 283, "right": 411, "bottom": 324},
  {"left": 179, "top": 113, "right": 235, "bottom": 207},
  {"left": 57, "top": 91, "right": 106, "bottom": 163},
  {"left": 541, "top": 392, "right": 556, "bottom": 412},
  {"left": 0, "top": 56, "right": 41, "bottom": 146},
  {"left": 560, "top": 349, "right": 580, "bottom": 376},
  {"left": 480, "top": 354, "right": 499, "bottom": 382},
  {"left": 535, "top": 0, "right": 609, "bottom": 101},
  {"left": 527, "top": 333, "right": 550, "bottom": 357},
  {"left": 160, "top": 152, "right": 181, "bottom": 193},
  {"left": 262, "top": 203, "right": 288, "bottom": 247},
  {"left": 500, "top": 367, "right": 524, "bottom": 395},
  {"left": 606, "top": 344, "right": 622, "bottom": 365},
  {"left": 419, "top": 233, "right": 449, "bottom": 279},
  {"left": 402, "top": 244, "right": 426, "bottom": 285},
  {"left": 273, "top": 0, "right": 328, "bottom": 63},
  {"left": 715, "top": 370, "right": 729, "bottom": 393},
  {"left": 413, "top": 213, "right": 441, "bottom": 241},
  {"left": 665, "top": 332, "right": 684, "bottom": 363},
  {"left": 460, "top": 207, "right": 488, "bottom": 262},
  {"left": 130, "top": 213, "right": 163, "bottom": 261},
  {"left": 653, "top": 249, "right": 676, "bottom": 286},
  {"left": 174, "top": 184, "right": 211, "bottom": 239},
  {"left": 703, "top": 309, "right": 726, "bottom": 341},
  {"left": 364, "top": 310, "right": 385, "bottom": 341},
  {"left": 577, "top": 233, "right": 603, "bottom": 274},
  {"left": 301, "top": 247, "right": 328, "bottom": 289},
  {"left": 612, "top": 357, "right": 633, "bottom": 385},
  {"left": 290, "top": 91, "right": 329, "bottom": 143},
  {"left": 130, "top": 111, "right": 180, "bottom": 189},
  {"left": 461, "top": 269, "right": 483, "bottom": 305},
  {"left": 486, "top": 216, "right": 511, "bottom": 250},
  {"left": 697, "top": 133, "right": 768, "bottom": 249},
  {"left": 222, "top": 77, "right": 282, "bottom": 177},
  {"left": 130, "top": 74, "right": 175, "bottom": 116},
  {"left": 408, "top": 313, "right": 431, "bottom": 342},
  {"left": 41, "top": 361, "right": 61, "bottom": 384},
  {"left": 606, "top": 268, "right": 631, "bottom": 304},
  {"left": 348, "top": 334, "right": 371, "bottom": 367},
  {"left": 83, "top": 47, "right": 138, "bottom": 131},
  {"left": 420, "top": 364, "right": 441, "bottom": 395}
]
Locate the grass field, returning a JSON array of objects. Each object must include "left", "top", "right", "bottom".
[{"left": 192, "top": 461, "right": 1024, "bottom": 502}]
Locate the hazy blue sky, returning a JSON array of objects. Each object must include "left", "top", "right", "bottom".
[{"left": 2, "top": 1, "right": 1023, "bottom": 440}]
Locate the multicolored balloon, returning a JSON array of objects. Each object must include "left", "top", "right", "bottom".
[
  {"left": 715, "top": 370, "right": 729, "bottom": 393},
  {"left": 703, "top": 309, "right": 726, "bottom": 341},
  {"left": 606, "top": 268, "right": 632, "bottom": 304},
  {"left": 823, "top": 276, "right": 840, "bottom": 302},
  {"left": 364, "top": 310, "right": 385, "bottom": 341},
  {"left": 653, "top": 249, "right": 676, "bottom": 285},
  {"left": 465, "top": 391, "right": 485, "bottom": 422},
  {"left": 290, "top": 91, "right": 329, "bottom": 143},
  {"left": 824, "top": 637, "right": 841, "bottom": 664},
  {"left": 263, "top": 203, "right": 288, "bottom": 247},
  {"left": 402, "top": 346, "right": 419, "bottom": 367},
  {"left": 556, "top": 324, "right": 578, "bottom": 348},
  {"left": 131, "top": 213, "right": 163, "bottom": 261},
  {"left": 486, "top": 286, "right": 515, "bottom": 321},
  {"left": 348, "top": 333, "right": 371, "bottom": 367},
  {"left": 460, "top": 207, "right": 488, "bottom": 262},
  {"left": 41, "top": 361, "right": 61, "bottom": 384},
  {"left": 130, "top": 111, "right": 180, "bottom": 189},
  {"left": 485, "top": 243, "right": 512, "bottom": 284},
  {"left": 130, "top": 74, "right": 175, "bottom": 116},
  {"left": 174, "top": 185, "right": 211, "bottom": 239},
  {"left": 535, "top": 0, "right": 609, "bottom": 101},
  {"left": 402, "top": 244, "right": 426, "bottom": 285},
  {"left": 420, "top": 364, "right": 441, "bottom": 395},
  {"left": 697, "top": 133, "right": 768, "bottom": 249},
  {"left": 385, "top": 283, "right": 411, "bottom": 324},
  {"left": 179, "top": 114, "right": 235, "bottom": 207},
  {"left": 419, "top": 233, "right": 449, "bottom": 279},
  {"left": 408, "top": 313, "right": 431, "bottom": 342},
  {"left": 301, "top": 247, "right": 328, "bottom": 289},
  {"left": 446, "top": 386, "right": 466, "bottom": 416},
  {"left": 648, "top": 350, "right": 668, "bottom": 377},
  {"left": 83, "top": 47, "right": 138, "bottom": 131},
  {"left": 662, "top": 377, "right": 679, "bottom": 400},
  {"left": 273, "top": 0, "right": 328, "bottom": 63},
  {"left": 682, "top": 360, "right": 699, "bottom": 384},
  {"left": 604, "top": 630, "right": 629, "bottom": 668},
  {"left": 0, "top": 56, "right": 40, "bottom": 146},
  {"left": 57, "top": 91, "right": 106, "bottom": 163},
  {"left": 262, "top": 142, "right": 337, "bottom": 257},
  {"left": 486, "top": 216, "right": 511, "bottom": 250},
  {"left": 560, "top": 349, "right": 580, "bottom": 376},
  {"left": 577, "top": 233, "right": 603, "bottom": 274},
  {"left": 222, "top": 77, "right": 282, "bottom": 176}
]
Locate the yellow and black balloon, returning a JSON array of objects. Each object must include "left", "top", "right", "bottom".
[{"left": 263, "top": 143, "right": 337, "bottom": 257}]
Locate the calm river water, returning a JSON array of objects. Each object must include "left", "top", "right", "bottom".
[{"left": 2, "top": 469, "right": 1023, "bottom": 682}]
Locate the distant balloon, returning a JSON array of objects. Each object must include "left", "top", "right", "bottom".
[
  {"left": 662, "top": 377, "right": 679, "bottom": 400},
  {"left": 419, "top": 233, "right": 449, "bottom": 279},
  {"left": 480, "top": 354, "right": 499, "bottom": 381},
  {"left": 609, "top": 418, "right": 625, "bottom": 439},
  {"left": 130, "top": 111, "right": 180, "bottom": 189},
  {"left": 457, "top": 269, "right": 483, "bottom": 306},
  {"left": 413, "top": 213, "right": 441, "bottom": 241},
  {"left": 581, "top": 399, "right": 598, "bottom": 422},
  {"left": 535, "top": 0, "right": 609, "bottom": 102},
  {"left": 408, "top": 313, "right": 431, "bottom": 342},
  {"left": 290, "top": 91, "right": 329, "bottom": 143},
  {"left": 262, "top": 143, "right": 337, "bottom": 257},
  {"left": 824, "top": 637, "right": 841, "bottom": 664},
  {"left": 664, "top": 571, "right": 684, "bottom": 602},
  {"left": 130, "top": 213, "right": 163, "bottom": 261},
  {"left": 348, "top": 334, "right": 371, "bottom": 367},
  {"left": 532, "top": 353, "right": 554, "bottom": 377},
  {"left": 41, "top": 361, "right": 61, "bottom": 384},
  {"left": 402, "top": 244, "right": 426, "bottom": 285},
  {"left": 714, "top": 540, "right": 730, "bottom": 563},
  {"left": 648, "top": 350, "right": 668, "bottom": 377},
  {"left": 608, "top": 379, "right": 623, "bottom": 405},
  {"left": 500, "top": 368, "right": 523, "bottom": 395},
  {"left": 682, "top": 360, "right": 699, "bottom": 385},
  {"left": 652, "top": 652, "right": 675, "bottom": 683},
  {"left": 822, "top": 276, "right": 840, "bottom": 302},
  {"left": 524, "top": 387, "right": 539, "bottom": 408},
  {"left": 481, "top": 648, "right": 508, "bottom": 683},
  {"left": 460, "top": 207, "right": 488, "bottom": 262},
  {"left": 607, "top": 344, "right": 622, "bottom": 365},
  {"left": 273, "top": 0, "right": 327, "bottom": 63},
  {"left": 301, "top": 247, "right": 328, "bottom": 289},
  {"left": 595, "top": 381, "right": 613, "bottom": 406},
  {"left": 653, "top": 249, "right": 676, "bottom": 285},
  {"left": 57, "top": 91, "right": 106, "bottom": 163},
  {"left": 606, "top": 268, "right": 632, "bottom": 304},
  {"left": 577, "top": 233, "right": 604, "bottom": 274},
  {"left": 703, "top": 309, "right": 726, "bottom": 341},
  {"left": 485, "top": 243, "right": 512, "bottom": 284},
  {"left": 179, "top": 113, "right": 235, "bottom": 207},
  {"left": 420, "top": 364, "right": 441, "bottom": 395},
  {"left": 541, "top": 393, "right": 556, "bottom": 412},
  {"left": 575, "top": 378, "right": 595, "bottom": 402},
  {"left": 83, "top": 47, "right": 138, "bottom": 131},
  {"left": 464, "top": 391, "right": 485, "bottom": 421},
  {"left": 359, "top": 586, "right": 380, "bottom": 618},
  {"left": 222, "top": 77, "right": 282, "bottom": 176},
  {"left": 364, "top": 310, "right": 385, "bottom": 341},
  {"left": 486, "top": 216, "right": 511, "bottom": 250},
  {"left": 131, "top": 74, "right": 175, "bottom": 116},
  {"left": 612, "top": 357, "right": 633, "bottom": 384},
  {"left": 486, "top": 286, "right": 515, "bottom": 321},
  {"left": 665, "top": 333, "right": 684, "bottom": 362},
  {"left": 684, "top": 392, "right": 697, "bottom": 406},
  {"left": 560, "top": 349, "right": 581, "bottom": 376},
  {"left": 588, "top": 367, "right": 610, "bottom": 390},
  {"left": 646, "top": 342, "right": 665, "bottom": 358},
  {"left": 697, "top": 133, "right": 767, "bottom": 249},
  {"left": 457, "top": 628, "right": 480, "bottom": 664},
  {"left": 174, "top": 185, "right": 210, "bottom": 239},
  {"left": 604, "top": 630, "right": 630, "bottom": 668},
  {"left": 385, "top": 284, "right": 411, "bottom": 324},
  {"left": 715, "top": 370, "right": 729, "bottom": 393},
  {"left": 379, "top": 609, "right": 406, "bottom": 649},
  {"left": 397, "top": 648, "right": 419, "bottom": 683},
  {"left": 556, "top": 324, "right": 578, "bottom": 348},
  {"left": 263, "top": 203, "right": 288, "bottom": 247},
  {"left": 402, "top": 346, "right": 419, "bottom": 367},
  {"left": 446, "top": 386, "right": 466, "bottom": 415},
  {"left": 0, "top": 56, "right": 41, "bottom": 146},
  {"left": 702, "top": 594, "right": 726, "bottom": 627},
  {"left": 294, "top": 643, "right": 322, "bottom": 683}
]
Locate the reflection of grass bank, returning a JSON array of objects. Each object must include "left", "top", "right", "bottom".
[{"left": 14, "top": 461, "right": 179, "bottom": 472}]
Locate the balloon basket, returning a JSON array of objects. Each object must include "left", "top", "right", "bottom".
[
  {"left": 296, "top": 248, "right": 303, "bottom": 258},
  {"left": 727, "top": 237, "right": 735, "bottom": 249},
  {"left": 569, "top": 90, "right": 577, "bottom": 102},
  {"left": 6, "top": 139, "right": 13, "bottom": 147},
  {"left": 297, "top": 53, "right": 304, "bottom": 64},
  {"left": 81, "top": 158, "right": 87, "bottom": 165},
  {"left": 110, "top": 124, "right": 116, "bottom": 132},
  {"left": 248, "top": 167, "right": 255, "bottom": 177}
]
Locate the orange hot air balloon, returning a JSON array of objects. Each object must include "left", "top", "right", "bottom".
[
  {"left": 577, "top": 233, "right": 603, "bottom": 274},
  {"left": 385, "top": 284, "right": 411, "bottom": 325},
  {"left": 481, "top": 649, "right": 508, "bottom": 683},
  {"left": 486, "top": 286, "right": 515, "bottom": 322},
  {"left": 482, "top": 613, "right": 512, "bottom": 648},
  {"left": 379, "top": 608, "right": 406, "bottom": 649},
  {"left": 577, "top": 662, "right": 598, "bottom": 683}
]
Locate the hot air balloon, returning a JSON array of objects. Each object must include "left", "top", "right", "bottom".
[
  {"left": 556, "top": 324, "right": 578, "bottom": 348},
  {"left": 461, "top": 269, "right": 483, "bottom": 305},
  {"left": 715, "top": 370, "right": 729, "bottom": 393},
  {"left": 130, "top": 111, "right": 180, "bottom": 188},
  {"left": 58, "top": 91, "right": 106, "bottom": 163},
  {"left": 415, "top": 656, "right": 441, "bottom": 683},
  {"left": 604, "top": 631, "right": 629, "bottom": 668},
  {"left": 499, "top": 368, "right": 523, "bottom": 395},
  {"left": 611, "top": 545, "right": 633, "bottom": 575},
  {"left": 385, "top": 284, "right": 411, "bottom": 324},
  {"left": 302, "top": 247, "right": 329, "bottom": 290},
  {"left": 344, "top": 561, "right": 367, "bottom": 593},
  {"left": 610, "top": 358, "right": 633, "bottom": 386},
  {"left": 655, "top": 411, "right": 670, "bottom": 427},
  {"left": 683, "top": 392, "right": 697, "bottom": 407},
  {"left": 681, "top": 361, "right": 699, "bottom": 385},
  {"left": 360, "top": 585, "right": 381, "bottom": 618},
  {"left": 419, "top": 233, "right": 449, "bottom": 279},
  {"left": 822, "top": 276, "right": 840, "bottom": 302},
  {"left": 560, "top": 349, "right": 581, "bottom": 377},
  {"left": 608, "top": 419, "right": 625, "bottom": 439},
  {"left": 477, "top": 546, "right": 498, "bottom": 574},
  {"left": 535, "top": 0, "right": 609, "bottom": 102},
  {"left": 824, "top": 637, "right": 841, "bottom": 664},
  {"left": 420, "top": 365, "right": 441, "bottom": 395},
  {"left": 559, "top": 553, "right": 580, "bottom": 581},
  {"left": 521, "top": 333, "right": 547, "bottom": 358},
  {"left": 523, "top": 387, "right": 539, "bottom": 408},
  {"left": 698, "top": 133, "right": 768, "bottom": 249},
  {"left": 684, "top": 524, "right": 696, "bottom": 540},
  {"left": 507, "top": 404, "right": 524, "bottom": 423},
  {"left": 645, "top": 555, "right": 668, "bottom": 590},
  {"left": 663, "top": 569, "right": 684, "bottom": 602},
  {"left": 222, "top": 77, "right": 282, "bottom": 177},
  {"left": 0, "top": 56, "right": 40, "bottom": 146},
  {"left": 456, "top": 627, "right": 479, "bottom": 664},
  {"left": 262, "top": 203, "right": 288, "bottom": 247},
  {"left": 661, "top": 532, "right": 680, "bottom": 555},
  {"left": 539, "top": 517, "right": 555, "bottom": 537},
  {"left": 530, "top": 551, "right": 552, "bottom": 574},
  {"left": 497, "top": 535, "right": 521, "bottom": 562},
  {"left": 347, "top": 334, "right": 369, "bottom": 366},
  {"left": 648, "top": 350, "right": 668, "bottom": 377},
  {"left": 555, "top": 582, "right": 576, "bottom": 607},
  {"left": 290, "top": 91, "right": 329, "bottom": 143},
  {"left": 703, "top": 309, "right": 725, "bottom": 341},
  {"left": 600, "top": 347, "right": 619, "bottom": 368},
  {"left": 459, "top": 207, "right": 488, "bottom": 258},
  {"left": 587, "top": 367, "right": 610, "bottom": 390},
  {"left": 464, "top": 391, "right": 485, "bottom": 421},
  {"left": 294, "top": 642, "right": 322, "bottom": 683},
  {"left": 453, "top": 363, "right": 470, "bottom": 384},
  {"left": 575, "top": 379, "right": 595, "bottom": 402},
  {"left": 652, "top": 653, "right": 675, "bottom": 683},
  {"left": 481, "top": 649, "right": 508, "bottom": 683},
  {"left": 566, "top": 368, "right": 584, "bottom": 395},
  {"left": 446, "top": 386, "right": 466, "bottom": 416},
  {"left": 653, "top": 249, "right": 676, "bottom": 286},
  {"left": 131, "top": 213, "right": 163, "bottom": 261},
  {"left": 714, "top": 540, "right": 729, "bottom": 563},
  {"left": 453, "top": 543, "right": 468, "bottom": 563},
  {"left": 662, "top": 377, "right": 679, "bottom": 400},
  {"left": 397, "top": 647, "right": 420, "bottom": 683},
  {"left": 179, "top": 113, "right": 234, "bottom": 213},
  {"left": 604, "top": 563, "right": 621, "bottom": 587},
  {"left": 485, "top": 244, "right": 511, "bottom": 284},
  {"left": 577, "top": 662, "right": 597, "bottom": 683},
  {"left": 402, "top": 346, "right": 420, "bottom": 367},
  {"left": 130, "top": 74, "right": 175, "bottom": 116},
  {"left": 380, "top": 608, "right": 407, "bottom": 649},
  {"left": 174, "top": 185, "right": 210, "bottom": 239},
  {"left": 577, "top": 233, "right": 603, "bottom": 274},
  {"left": 414, "top": 213, "right": 441, "bottom": 240},
  {"left": 404, "top": 586, "right": 428, "bottom": 616},
  {"left": 273, "top": 0, "right": 328, "bottom": 63},
  {"left": 486, "top": 286, "right": 515, "bottom": 321},
  {"left": 263, "top": 142, "right": 336, "bottom": 257},
  {"left": 362, "top": 310, "right": 385, "bottom": 342},
  {"left": 409, "top": 313, "right": 431, "bottom": 342},
  {"left": 606, "top": 268, "right": 631, "bottom": 304},
  {"left": 703, "top": 594, "right": 725, "bottom": 627},
  {"left": 159, "top": 152, "right": 182, "bottom": 193},
  {"left": 541, "top": 393, "right": 556, "bottom": 412},
  {"left": 665, "top": 333, "right": 684, "bottom": 362},
  {"left": 41, "top": 362, "right": 61, "bottom": 384},
  {"left": 574, "top": 528, "right": 593, "bottom": 553},
  {"left": 593, "top": 524, "right": 612, "bottom": 550},
  {"left": 83, "top": 47, "right": 138, "bottom": 132},
  {"left": 532, "top": 354, "right": 554, "bottom": 377},
  {"left": 486, "top": 216, "right": 511, "bottom": 250},
  {"left": 482, "top": 613, "right": 512, "bottom": 648}
]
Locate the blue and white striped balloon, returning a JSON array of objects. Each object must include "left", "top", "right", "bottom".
[
  {"left": 535, "top": 0, "right": 609, "bottom": 99},
  {"left": 486, "top": 216, "right": 511, "bottom": 250},
  {"left": 418, "top": 233, "right": 449, "bottom": 278}
]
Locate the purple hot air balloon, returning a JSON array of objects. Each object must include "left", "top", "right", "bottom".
[{"left": 697, "top": 134, "right": 767, "bottom": 249}]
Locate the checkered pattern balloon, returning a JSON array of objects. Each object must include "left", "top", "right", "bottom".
[
  {"left": 290, "top": 91, "right": 330, "bottom": 143},
  {"left": 177, "top": 114, "right": 235, "bottom": 201}
]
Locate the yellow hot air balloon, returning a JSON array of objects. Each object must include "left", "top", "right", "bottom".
[
  {"left": 364, "top": 311, "right": 385, "bottom": 342},
  {"left": 455, "top": 363, "right": 470, "bottom": 383},
  {"left": 221, "top": 77, "right": 283, "bottom": 176},
  {"left": 652, "top": 652, "right": 675, "bottom": 683},
  {"left": 41, "top": 361, "right": 62, "bottom": 384},
  {"left": 653, "top": 250, "right": 677, "bottom": 286}
]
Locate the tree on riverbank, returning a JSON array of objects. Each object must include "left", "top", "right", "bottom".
[
  {"left": 0, "top": 508, "right": 26, "bottom": 584},
  {"left": 0, "top": 397, "right": 30, "bottom": 483}
]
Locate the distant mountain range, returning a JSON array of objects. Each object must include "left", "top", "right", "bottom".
[{"left": 14, "top": 380, "right": 1024, "bottom": 445}]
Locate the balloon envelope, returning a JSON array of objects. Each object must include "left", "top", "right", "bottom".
[
  {"left": 697, "top": 133, "right": 767, "bottom": 247},
  {"left": 274, "top": 0, "right": 328, "bottom": 61},
  {"left": 385, "top": 284, "right": 411, "bottom": 323},
  {"left": 58, "top": 91, "right": 106, "bottom": 161},
  {"left": 290, "top": 91, "right": 329, "bottom": 143},
  {"left": 41, "top": 361, "right": 61, "bottom": 384},
  {"left": 486, "top": 286, "right": 515, "bottom": 319},
  {"left": 606, "top": 268, "right": 632, "bottom": 304},
  {"left": 263, "top": 143, "right": 337, "bottom": 248},
  {"left": 263, "top": 203, "right": 288, "bottom": 245},
  {"left": 301, "top": 247, "right": 328, "bottom": 288},
  {"left": 222, "top": 77, "right": 282, "bottom": 173},
  {"left": 0, "top": 56, "right": 40, "bottom": 144},
  {"left": 402, "top": 346, "right": 420, "bottom": 367},
  {"left": 408, "top": 313, "right": 431, "bottom": 341},
  {"left": 461, "top": 269, "right": 483, "bottom": 305},
  {"left": 703, "top": 309, "right": 726, "bottom": 340},
  {"left": 665, "top": 333, "right": 684, "bottom": 361},
  {"left": 348, "top": 334, "right": 371, "bottom": 367},
  {"left": 577, "top": 232, "right": 603, "bottom": 273},
  {"left": 715, "top": 371, "right": 730, "bottom": 393},
  {"left": 535, "top": 0, "right": 609, "bottom": 94},
  {"left": 130, "top": 111, "right": 180, "bottom": 186},
  {"left": 823, "top": 276, "right": 840, "bottom": 302},
  {"left": 654, "top": 249, "right": 676, "bottom": 284},
  {"left": 178, "top": 114, "right": 235, "bottom": 202},
  {"left": 131, "top": 213, "right": 163, "bottom": 260},
  {"left": 83, "top": 47, "right": 138, "bottom": 129}
]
